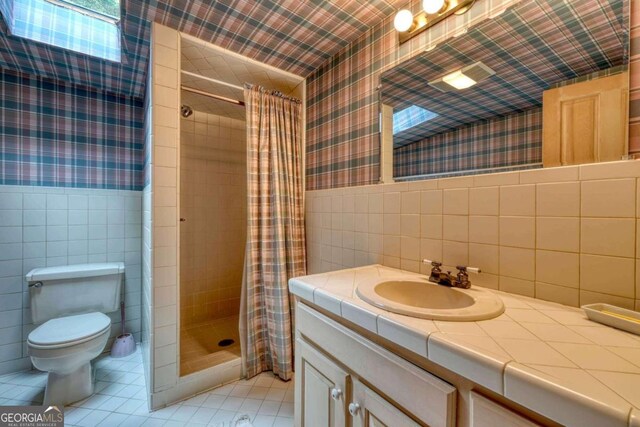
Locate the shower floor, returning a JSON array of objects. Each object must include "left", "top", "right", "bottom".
[{"left": 180, "top": 315, "right": 242, "bottom": 376}]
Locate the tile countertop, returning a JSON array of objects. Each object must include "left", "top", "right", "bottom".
[{"left": 288, "top": 265, "right": 640, "bottom": 427}]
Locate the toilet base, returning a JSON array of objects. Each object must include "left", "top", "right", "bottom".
[{"left": 44, "top": 362, "right": 93, "bottom": 406}]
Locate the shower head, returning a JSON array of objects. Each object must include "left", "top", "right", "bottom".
[{"left": 181, "top": 105, "right": 193, "bottom": 118}]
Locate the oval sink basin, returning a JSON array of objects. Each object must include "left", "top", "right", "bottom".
[{"left": 356, "top": 277, "right": 504, "bottom": 321}]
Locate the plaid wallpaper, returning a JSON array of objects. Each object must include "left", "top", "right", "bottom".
[
  {"left": 393, "top": 108, "right": 542, "bottom": 177},
  {"left": 147, "top": 0, "right": 407, "bottom": 77},
  {"left": 0, "top": 0, "right": 410, "bottom": 190},
  {"left": 305, "top": 0, "right": 521, "bottom": 190},
  {"left": 0, "top": 68, "right": 144, "bottom": 190},
  {"left": 0, "top": 0, "right": 408, "bottom": 98},
  {"left": 306, "top": 0, "right": 637, "bottom": 190},
  {"left": 0, "top": 0, "right": 151, "bottom": 98},
  {"left": 384, "top": 0, "right": 626, "bottom": 148}
]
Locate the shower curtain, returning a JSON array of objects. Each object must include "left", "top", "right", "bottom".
[{"left": 240, "top": 84, "right": 306, "bottom": 381}]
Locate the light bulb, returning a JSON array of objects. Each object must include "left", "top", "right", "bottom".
[
  {"left": 423, "top": 0, "right": 446, "bottom": 14},
  {"left": 394, "top": 9, "right": 414, "bottom": 32}
]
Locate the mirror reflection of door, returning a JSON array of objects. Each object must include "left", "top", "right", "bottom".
[{"left": 542, "top": 72, "right": 629, "bottom": 167}]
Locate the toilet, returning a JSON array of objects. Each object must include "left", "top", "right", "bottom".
[{"left": 26, "top": 263, "right": 125, "bottom": 406}]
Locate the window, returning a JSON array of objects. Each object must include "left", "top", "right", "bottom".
[
  {"left": 0, "top": 0, "right": 121, "bottom": 62},
  {"left": 56, "top": 0, "right": 119, "bottom": 19},
  {"left": 393, "top": 105, "right": 438, "bottom": 135}
]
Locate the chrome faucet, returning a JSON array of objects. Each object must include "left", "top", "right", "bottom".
[{"left": 422, "top": 259, "right": 481, "bottom": 289}]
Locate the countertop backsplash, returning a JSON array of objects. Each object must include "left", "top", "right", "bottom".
[{"left": 305, "top": 160, "right": 640, "bottom": 311}]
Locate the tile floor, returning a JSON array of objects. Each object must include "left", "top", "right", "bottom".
[
  {"left": 0, "top": 346, "right": 294, "bottom": 427},
  {"left": 181, "top": 315, "right": 242, "bottom": 376}
]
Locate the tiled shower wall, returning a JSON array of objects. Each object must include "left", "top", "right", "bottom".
[
  {"left": 305, "top": 161, "right": 640, "bottom": 311},
  {"left": 141, "top": 33, "right": 155, "bottom": 407},
  {"left": 0, "top": 185, "right": 142, "bottom": 375},
  {"left": 179, "top": 111, "right": 246, "bottom": 327},
  {"left": 147, "top": 24, "right": 244, "bottom": 410},
  {"left": 148, "top": 23, "right": 180, "bottom": 403}
]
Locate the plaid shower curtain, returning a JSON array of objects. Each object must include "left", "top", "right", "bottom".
[{"left": 240, "top": 84, "right": 306, "bottom": 381}]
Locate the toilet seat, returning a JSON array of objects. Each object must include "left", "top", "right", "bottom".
[{"left": 28, "top": 312, "right": 111, "bottom": 349}]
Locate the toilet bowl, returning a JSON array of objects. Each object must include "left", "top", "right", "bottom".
[
  {"left": 28, "top": 312, "right": 112, "bottom": 406},
  {"left": 26, "top": 263, "right": 124, "bottom": 406}
]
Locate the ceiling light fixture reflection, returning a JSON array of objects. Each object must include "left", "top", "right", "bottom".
[
  {"left": 442, "top": 70, "right": 477, "bottom": 89},
  {"left": 428, "top": 62, "right": 496, "bottom": 92}
]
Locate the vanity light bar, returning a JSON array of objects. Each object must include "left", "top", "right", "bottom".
[{"left": 396, "top": 0, "right": 477, "bottom": 44}]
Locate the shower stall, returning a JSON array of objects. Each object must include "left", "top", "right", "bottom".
[
  {"left": 178, "top": 99, "right": 246, "bottom": 376},
  {"left": 177, "top": 35, "right": 305, "bottom": 378}
]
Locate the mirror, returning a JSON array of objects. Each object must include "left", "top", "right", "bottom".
[{"left": 380, "top": 0, "right": 629, "bottom": 181}]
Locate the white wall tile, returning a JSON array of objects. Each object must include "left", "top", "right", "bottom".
[
  {"left": 580, "top": 218, "right": 635, "bottom": 258},
  {"left": 500, "top": 185, "right": 535, "bottom": 216},
  {"left": 0, "top": 186, "right": 143, "bottom": 375},
  {"left": 581, "top": 179, "right": 636, "bottom": 218}
]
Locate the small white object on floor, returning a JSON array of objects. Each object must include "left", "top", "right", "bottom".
[
  {"left": 235, "top": 414, "right": 254, "bottom": 426},
  {"left": 209, "top": 414, "right": 253, "bottom": 427}
]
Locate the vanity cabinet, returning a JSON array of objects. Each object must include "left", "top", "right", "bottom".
[
  {"left": 350, "top": 378, "right": 421, "bottom": 427},
  {"left": 470, "top": 392, "right": 539, "bottom": 427},
  {"left": 295, "top": 302, "right": 457, "bottom": 427},
  {"left": 295, "top": 301, "right": 547, "bottom": 427},
  {"left": 297, "top": 339, "right": 422, "bottom": 427},
  {"left": 297, "top": 339, "right": 349, "bottom": 426}
]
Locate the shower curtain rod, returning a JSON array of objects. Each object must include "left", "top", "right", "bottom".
[
  {"left": 181, "top": 86, "right": 245, "bottom": 106},
  {"left": 181, "top": 70, "right": 244, "bottom": 91}
]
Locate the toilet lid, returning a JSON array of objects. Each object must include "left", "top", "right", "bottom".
[{"left": 28, "top": 312, "right": 111, "bottom": 347}]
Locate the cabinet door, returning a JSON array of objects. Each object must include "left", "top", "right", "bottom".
[
  {"left": 348, "top": 379, "right": 421, "bottom": 427},
  {"left": 470, "top": 392, "right": 540, "bottom": 427},
  {"left": 295, "top": 339, "right": 350, "bottom": 427}
]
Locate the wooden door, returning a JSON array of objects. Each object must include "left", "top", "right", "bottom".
[
  {"left": 295, "top": 339, "right": 350, "bottom": 427},
  {"left": 542, "top": 72, "right": 628, "bottom": 167}
]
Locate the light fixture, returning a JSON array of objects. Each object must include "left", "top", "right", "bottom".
[
  {"left": 394, "top": 9, "right": 414, "bottom": 32},
  {"left": 442, "top": 70, "right": 477, "bottom": 90},
  {"left": 428, "top": 62, "right": 496, "bottom": 92},
  {"left": 394, "top": 0, "right": 476, "bottom": 44},
  {"left": 423, "top": 0, "right": 447, "bottom": 14}
]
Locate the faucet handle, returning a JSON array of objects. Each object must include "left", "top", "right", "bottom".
[
  {"left": 423, "top": 259, "right": 442, "bottom": 267},
  {"left": 456, "top": 265, "right": 481, "bottom": 274}
]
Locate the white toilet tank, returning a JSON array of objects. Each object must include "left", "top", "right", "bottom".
[{"left": 26, "top": 263, "right": 125, "bottom": 325}]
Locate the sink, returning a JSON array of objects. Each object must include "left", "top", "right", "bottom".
[{"left": 356, "top": 277, "right": 504, "bottom": 321}]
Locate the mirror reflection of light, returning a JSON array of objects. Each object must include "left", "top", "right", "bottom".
[
  {"left": 442, "top": 70, "right": 477, "bottom": 90},
  {"left": 393, "top": 105, "right": 439, "bottom": 135}
]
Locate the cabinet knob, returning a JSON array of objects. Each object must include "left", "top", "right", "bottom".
[
  {"left": 348, "top": 402, "right": 361, "bottom": 416},
  {"left": 331, "top": 388, "right": 342, "bottom": 400}
]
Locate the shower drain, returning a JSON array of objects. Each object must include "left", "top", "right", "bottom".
[{"left": 218, "top": 339, "right": 235, "bottom": 347}]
